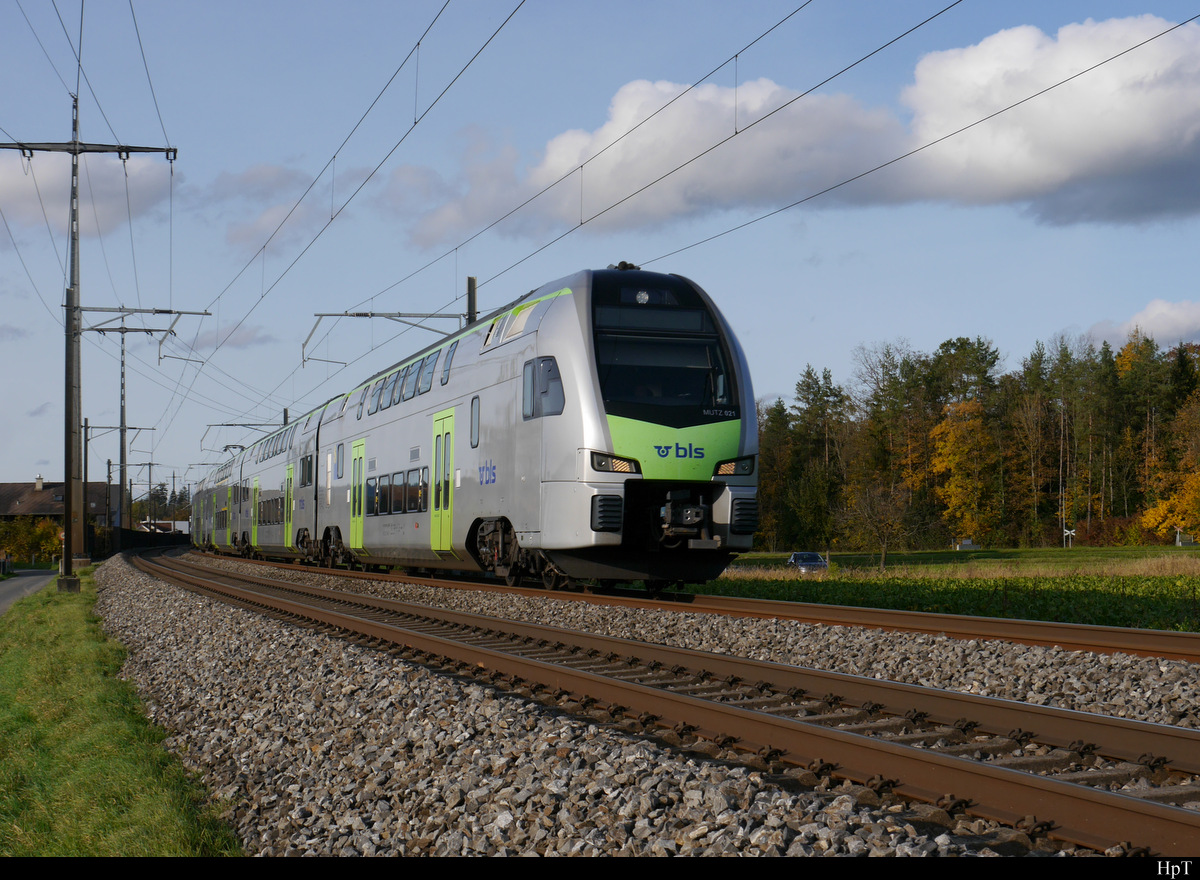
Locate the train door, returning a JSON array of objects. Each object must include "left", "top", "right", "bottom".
[
  {"left": 252, "top": 478, "right": 260, "bottom": 548},
  {"left": 431, "top": 409, "right": 455, "bottom": 555},
  {"left": 350, "top": 440, "right": 365, "bottom": 552},
  {"left": 285, "top": 464, "right": 294, "bottom": 549}
]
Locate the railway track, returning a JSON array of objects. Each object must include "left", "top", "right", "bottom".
[
  {"left": 137, "top": 551, "right": 1200, "bottom": 854},
  {"left": 199, "top": 551, "right": 1200, "bottom": 664}
]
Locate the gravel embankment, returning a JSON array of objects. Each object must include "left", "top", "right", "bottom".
[{"left": 94, "top": 553, "right": 1196, "bottom": 856}]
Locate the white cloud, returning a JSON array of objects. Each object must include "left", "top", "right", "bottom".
[
  {"left": 898, "top": 15, "right": 1200, "bottom": 222},
  {"left": 389, "top": 15, "right": 1200, "bottom": 245},
  {"left": 1089, "top": 299, "right": 1200, "bottom": 348},
  {"left": 0, "top": 152, "right": 173, "bottom": 237},
  {"left": 206, "top": 164, "right": 325, "bottom": 251}
]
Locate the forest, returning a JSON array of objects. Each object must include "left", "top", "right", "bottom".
[{"left": 755, "top": 329, "right": 1200, "bottom": 562}]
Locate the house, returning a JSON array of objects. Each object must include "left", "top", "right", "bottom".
[{"left": 0, "top": 475, "right": 118, "bottom": 527}]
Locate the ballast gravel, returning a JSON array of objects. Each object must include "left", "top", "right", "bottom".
[{"left": 92, "top": 553, "right": 1198, "bottom": 856}]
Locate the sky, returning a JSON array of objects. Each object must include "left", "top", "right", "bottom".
[{"left": 2, "top": 0, "right": 1199, "bottom": 493}]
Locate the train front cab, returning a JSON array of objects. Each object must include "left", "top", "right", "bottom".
[{"left": 540, "top": 268, "right": 759, "bottom": 584}]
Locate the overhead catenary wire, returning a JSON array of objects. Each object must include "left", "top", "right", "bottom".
[
  {"left": 15, "top": 0, "right": 72, "bottom": 97},
  {"left": 344, "top": 1, "right": 820, "bottom": 321},
  {"left": 51, "top": 0, "right": 122, "bottom": 144},
  {"left": 161, "top": 1, "right": 526, "bottom": 448},
  {"left": 475, "top": 0, "right": 965, "bottom": 290},
  {"left": 127, "top": 0, "right": 170, "bottom": 146},
  {"left": 641, "top": 12, "right": 1200, "bottom": 267},
  {"left": 198, "top": 0, "right": 954, "bottom": 455},
  {"left": 0, "top": 201, "right": 61, "bottom": 326}
]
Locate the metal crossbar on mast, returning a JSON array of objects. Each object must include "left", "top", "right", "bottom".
[{"left": 0, "top": 95, "right": 177, "bottom": 590}]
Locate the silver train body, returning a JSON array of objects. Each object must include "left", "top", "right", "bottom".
[{"left": 192, "top": 266, "right": 759, "bottom": 586}]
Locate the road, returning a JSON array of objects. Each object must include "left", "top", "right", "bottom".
[{"left": 0, "top": 569, "right": 58, "bottom": 615}]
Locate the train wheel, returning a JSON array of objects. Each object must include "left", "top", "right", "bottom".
[
  {"left": 542, "top": 568, "right": 565, "bottom": 591},
  {"left": 504, "top": 568, "right": 522, "bottom": 587}
]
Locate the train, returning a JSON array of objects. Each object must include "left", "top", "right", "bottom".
[{"left": 191, "top": 264, "right": 759, "bottom": 588}]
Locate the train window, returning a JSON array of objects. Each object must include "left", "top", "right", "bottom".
[
  {"left": 471, "top": 396, "right": 480, "bottom": 448},
  {"left": 522, "top": 357, "right": 564, "bottom": 420},
  {"left": 540, "top": 358, "right": 564, "bottom": 416},
  {"left": 402, "top": 363, "right": 420, "bottom": 401},
  {"left": 368, "top": 378, "right": 385, "bottom": 416},
  {"left": 380, "top": 372, "right": 399, "bottom": 411},
  {"left": 300, "top": 455, "right": 313, "bottom": 488},
  {"left": 404, "top": 469, "right": 417, "bottom": 512},
  {"left": 418, "top": 351, "right": 440, "bottom": 394},
  {"left": 433, "top": 435, "right": 442, "bottom": 510},
  {"left": 391, "top": 472, "right": 404, "bottom": 514},
  {"left": 505, "top": 306, "right": 532, "bottom": 340},
  {"left": 522, "top": 362, "right": 535, "bottom": 419},
  {"left": 356, "top": 386, "right": 368, "bottom": 419},
  {"left": 366, "top": 478, "right": 377, "bottom": 516},
  {"left": 378, "top": 475, "right": 390, "bottom": 514},
  {"left": 420, "top": 467, "right": 429, "bottom": 512},
  {"left": 336, "top": 443, "right": 344, "bottom": 480},
  {"left": 391, "top": 366, "right": 408, "bottom": 406},
  {"left": 441, "top": 340, "right": 457, "bottom": 385}
]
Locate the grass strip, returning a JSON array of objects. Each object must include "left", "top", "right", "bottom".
[{"left": 0, "top": 568, "right": 241, "bottom": 857}]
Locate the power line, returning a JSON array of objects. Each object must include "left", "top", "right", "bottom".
[
  {"left": 474, "top": 0, "right": 964, "bottom": 291},
  {"left": 642, "top": 12, "right": 1200, "bottom": 267},
  {"left": 161, "top": 1, "right": 526, "bottom": 445},
  {"left": 128, "top": 0, "right": 170, "bottom": 145},
  {"left": 15, "top": 0, "right": 72, "bottom": 96},
  {"left": 347, "top": 2, "right": 820, "bottom": 319}
]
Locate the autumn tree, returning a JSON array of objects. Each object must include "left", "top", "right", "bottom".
[
  {"left": 930, "top": 400, "right": 1001, "bottom": 544},
  {"left": 1142, "top": 387, "right": 1200, "bottom": 539}
]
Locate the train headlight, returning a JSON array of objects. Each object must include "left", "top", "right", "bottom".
[
  {"left": 592, "top": 451, "right": 641, "bottom": 474},
  {"left": 714, "top": 456, "right": 754, "bottom": 476}
]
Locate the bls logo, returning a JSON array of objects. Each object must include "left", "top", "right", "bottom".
[
  {"left": 478, "top": 460, "right": 496, "bottom": 485},
  {"left": 653, "top": 443, "right": 705, "bottom": 459}
]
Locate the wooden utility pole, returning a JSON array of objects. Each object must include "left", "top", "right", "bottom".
[{"left": 1, "top": 96, "right": 176, "bottom": 590}]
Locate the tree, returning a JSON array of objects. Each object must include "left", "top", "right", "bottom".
[
  {"left": 0, "top": 517, "right": 62, "bottom": 565},
  {"left": 789, "top": 366, "right": 850, "bottom": 552},
  {"left": 755, "top": 398, "right": 799, "bottom": 551},
  {"left": 930, "top": 400, "right": 1001, "bottom": 544},
  {"left": 838, "top": 476, "right": 912, "bottom": 571},
  {"left": 1142, "top": 388, "right": 1200, "bottom": 538}
]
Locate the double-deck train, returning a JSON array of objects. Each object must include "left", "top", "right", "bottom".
[{"left": 192, "top": 264, "right": 758, "bottom": 587}]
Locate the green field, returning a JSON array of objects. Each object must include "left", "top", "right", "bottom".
[
  {"left": 710, "top": 547, "right": 1200, "bottom": 632},
  {"left": 0, "top": 568, "right": 242, "bottom": 857}
]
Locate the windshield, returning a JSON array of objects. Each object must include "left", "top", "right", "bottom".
[{"left": 592, "top": 272, "right": 738, "bottom": 428}]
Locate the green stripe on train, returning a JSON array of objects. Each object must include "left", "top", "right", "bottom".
[{"left": 606, "top": 416, "right": 742, "bottom": 481}]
